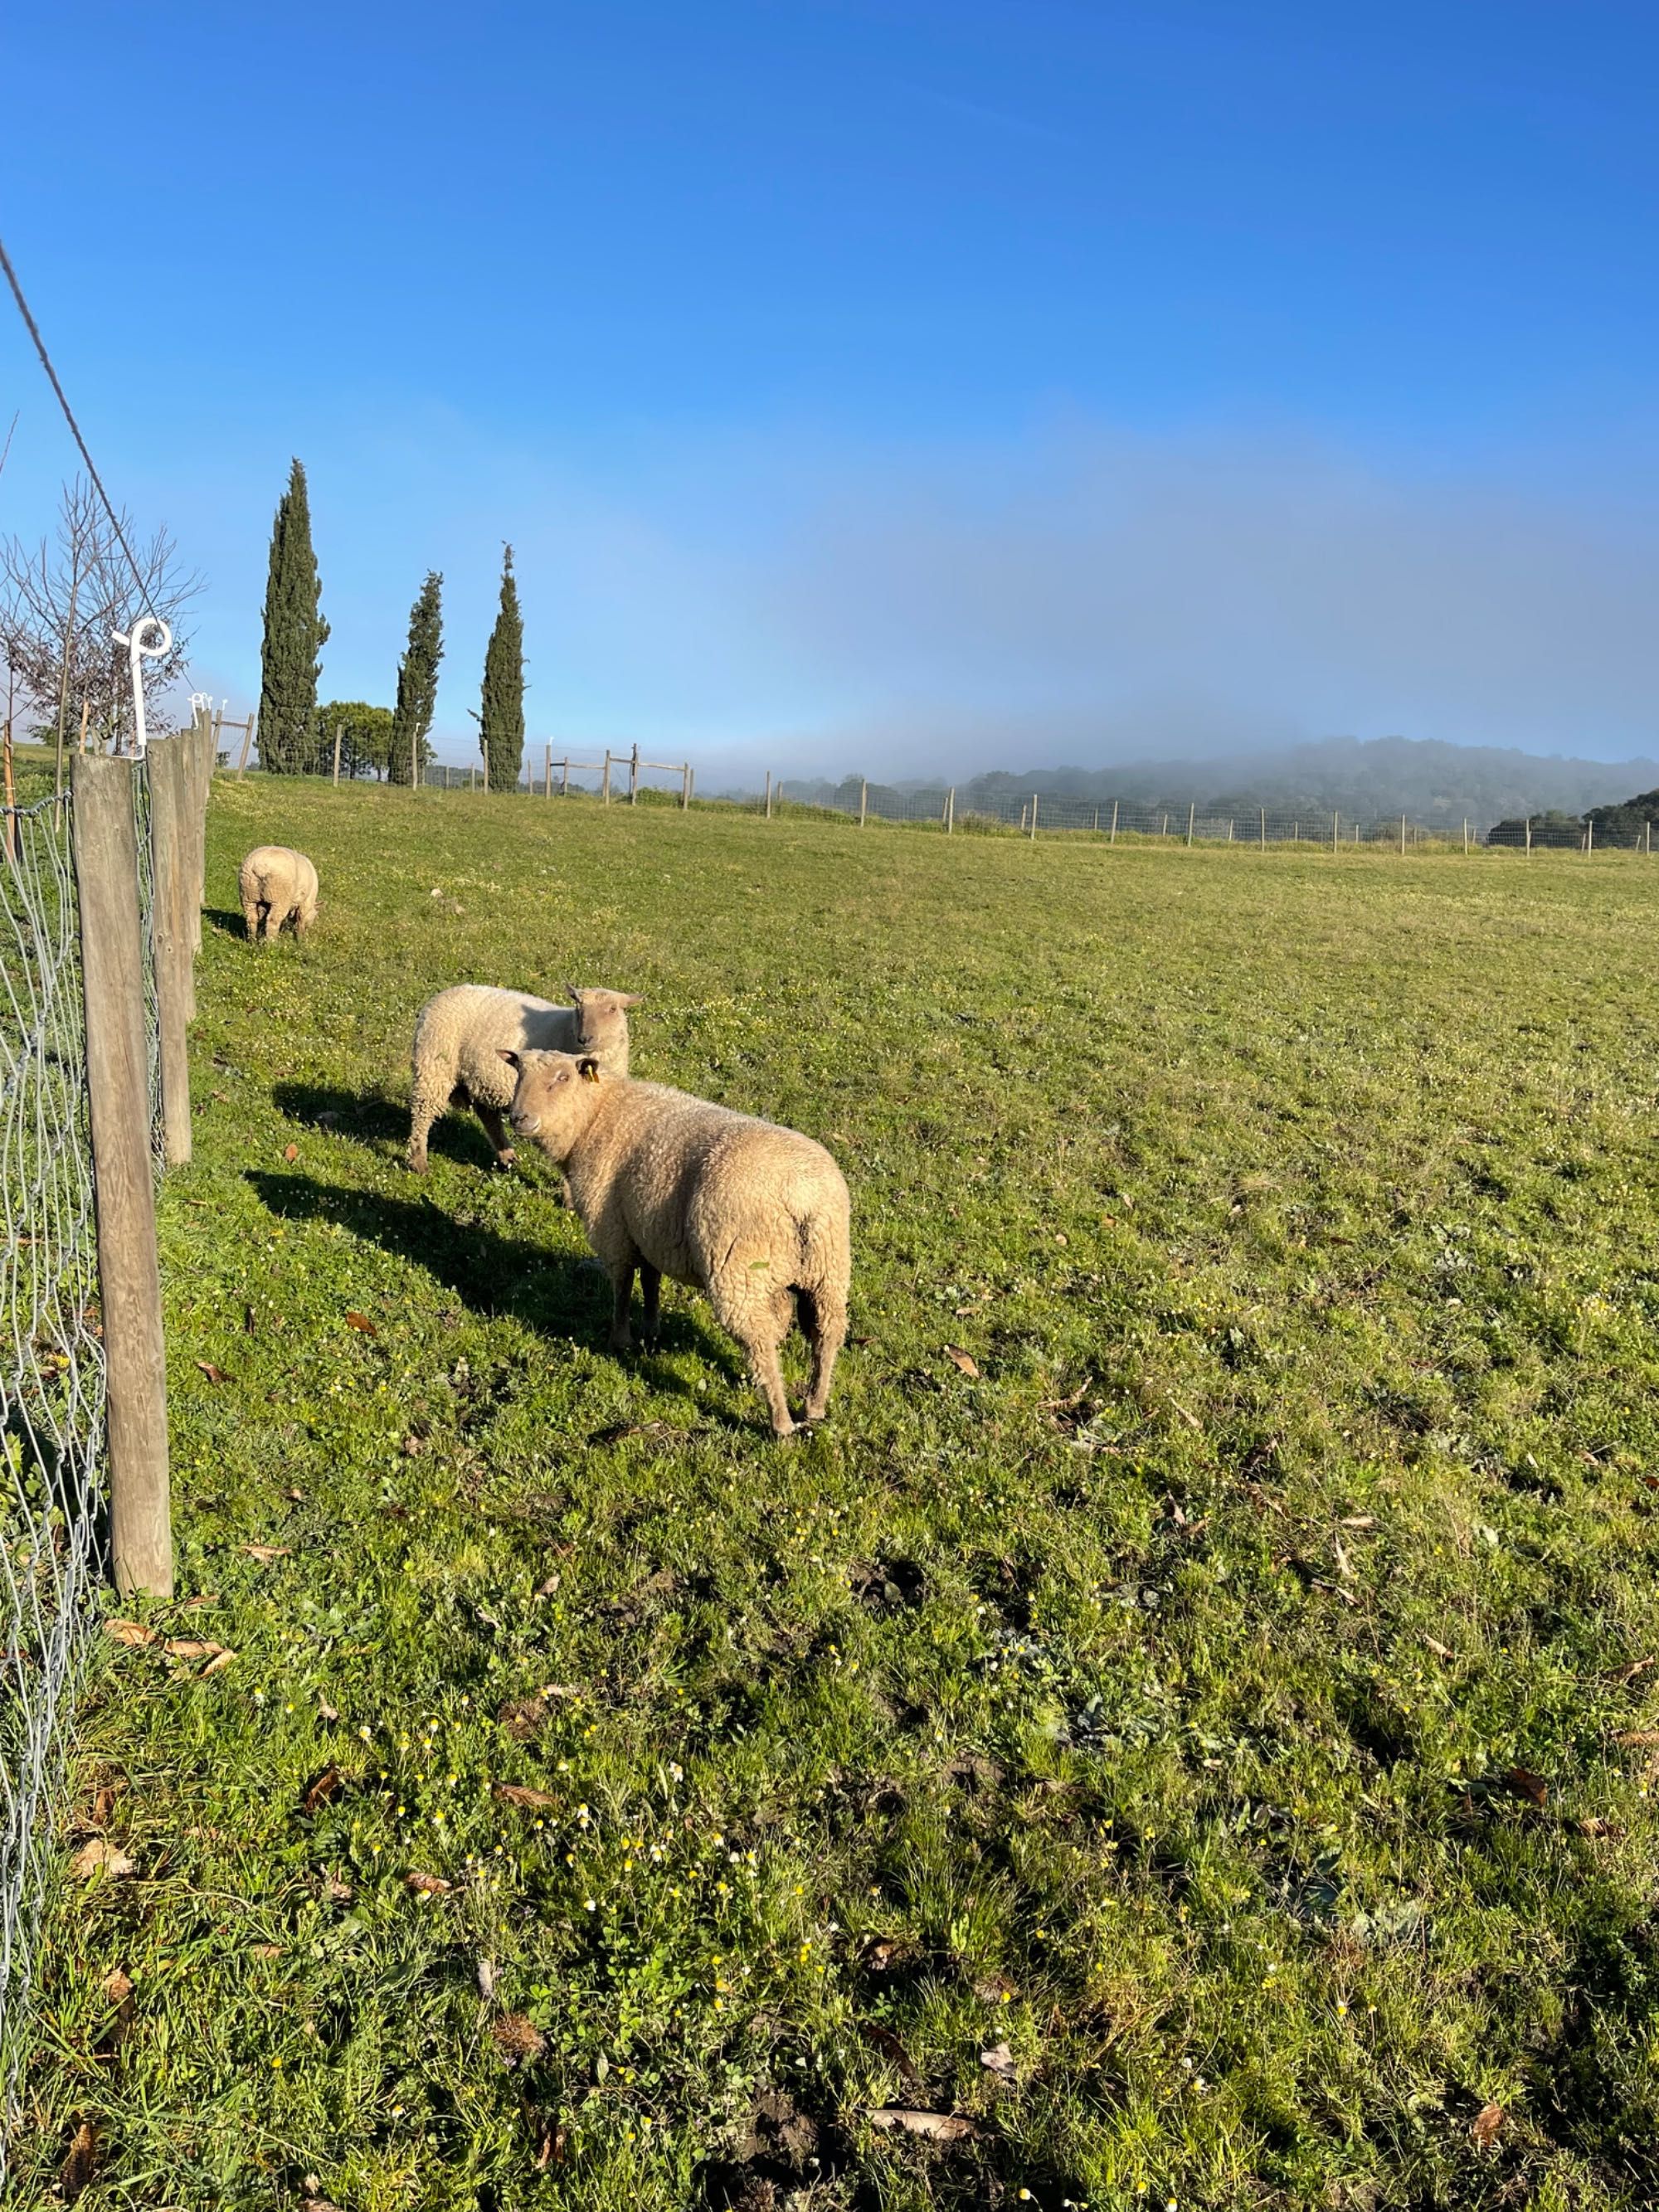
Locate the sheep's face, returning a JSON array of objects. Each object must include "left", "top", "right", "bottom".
[
  {"left": 501, "top": 1048, "right": 602, "bottom": 1159},
  {"left": 565, "top": 985, "right": 642, "bottom": 1065}
]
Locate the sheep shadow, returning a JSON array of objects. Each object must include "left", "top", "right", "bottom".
[
  {"left": 244, "top": 1170, "right": 744, "bottom": 1401},
  {"left": 202, "top": 906, "right": 249, "bottom": 939},
  {"left": 273, "top": 1081, "right": 515, "bottom": 1173}
]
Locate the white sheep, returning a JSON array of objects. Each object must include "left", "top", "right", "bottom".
[
  {"left": 501, "top": 1048, "right": 850, "bottom": 1437},
  {"left": 239, "top": 845, "right": 319, "bottom": 941},
  {"left": 407, "top": 984, "right": 640, "bottom": 1174}
]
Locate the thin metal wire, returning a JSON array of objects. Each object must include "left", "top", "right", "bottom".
[
  {"left": 0, "top": 234, "right": 155, "bottom": 614},
  {"left": 0, "top": 767, "right": 160, "bottom": 2171}
]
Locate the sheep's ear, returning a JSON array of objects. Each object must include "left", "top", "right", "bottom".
[
  {"left": 617, "top": 993, "right": 644, "bottom": 1009},
  {"left": 563, "top": 980, "right": 583, "bottom": 1004},
  {"left": 578, "top": 1056, "right": 601, "bottom": 1083},
  {"left": 498, "top": 1049, "right": 520, "bottom": 1069}
]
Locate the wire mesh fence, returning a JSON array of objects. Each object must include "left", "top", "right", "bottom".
[{"left": 0, "top": 768, "right": 162, "bottom": 2170}]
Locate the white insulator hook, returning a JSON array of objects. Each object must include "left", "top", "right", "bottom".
[{"left": 111, "top": 614, "right": 173, "bottom": 758}]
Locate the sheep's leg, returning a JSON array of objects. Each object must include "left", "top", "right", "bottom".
[
  {"left": 293, "top": 906, "right": 312, "bottom": 940},
  {"left": 608, "top": 1259, "right": 637, "bottom": 1351},
  {"left": 798, "top": 1286, "right": 847, "bottom": 1424},
  {"left": 638, "top": 1263, "right": 661, "bottom": 1345},
  {"left": 474, "top": 1101, "right": 517, "bottom": 1170},
  {"left": 745, "top": 1331, "right": 796, "bottom": 1438},
  {"left": 406, "top": 1070, "right": 454, "bottom": 1174},
  {"left": 241, "top": 900, "right": 261, "bottom": 941}
]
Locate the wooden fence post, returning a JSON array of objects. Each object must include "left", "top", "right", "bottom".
[
  {"left": 1260, "top": 808, "right": 1267, "bottom": 848},
  {"left": 1462, "top": 819, "right": 1469, "bottom": 855},
  {"left": 332, "top": 723, "right": 343, "bottom": 785},
  {"left": 71, "top": 752, "right": 173, "bottom": 1598},
  {"left": 601, "top": 754, "right": 612, "bottom": 805},
  {"left": 1186, "top": 802, "right": 1195, "bottom": 847},
  {"left": 630, "top": 744, "right": 640, "bottom": 805},
  {"left": 544, "top": 742, "right": 552, "bottom": 798},
  {"left": 1333, "top": 810, "right": 1340, "bottom": 853},
  {"left": 146, "top": 738, "right": 193, "bottom": 1167},
  {"left": 946, "top": 787, "right": 956, "bottom": 835},
  {"left": 764, "top": 771, "right": 772, "bottom": 820},
  {"left": 681, "top": 761, "right": 691, "bottom": 810},
  {"left": 236, "top": 711, "right": 256, "bottom": 777},
  {"left": 1030, "top": 793, "right": 1039, "bottom": 840},
  {"left": 1110, "top": 801, "right": 1119, "bottom": 844},
  {"left": 1399, "top": 813, "right": 1407, "bottom": 856},
  {"left": 859, "top": 780, "right": 868, "bottom": 828}
]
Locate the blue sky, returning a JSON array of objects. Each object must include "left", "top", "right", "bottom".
[{"left": 4, "top": 0, "right": 1658, "bottom": 777}]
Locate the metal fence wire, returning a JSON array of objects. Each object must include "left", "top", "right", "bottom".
[{"left": 0, "top": 770, "right": 160, "bottom": 2166}]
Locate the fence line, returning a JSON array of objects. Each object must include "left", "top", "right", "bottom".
[{"left": 0, "top": 709, "right": 209, "bottom": 2176}]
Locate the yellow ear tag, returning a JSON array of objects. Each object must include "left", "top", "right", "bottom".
[{"left": 580, "top": 1062, "right": 601, "bottom": 1083}]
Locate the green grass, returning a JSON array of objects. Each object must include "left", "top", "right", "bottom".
[{"left": 19, "top": 782, "right": 1659, "bottom": 2210}]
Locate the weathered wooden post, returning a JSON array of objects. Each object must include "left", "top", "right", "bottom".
[
  {"left": 1030, "top": 793, "right": 1039, "bottom": 840},
  {"left": 146, "top": 738, "right": 193, "bottom": 1167},
  {"left": 332, "top": 722, "right": 343, "bottom": 785},
  {"left": 601, "top": 753, "right": 612, "bottom": 805},
  {"left": 859, "top": 779, "right": 868, "bottom": 828},
  {"left": 1333, "top": 810, "right": 1340, "bottom": 853},
  {"left": 764, "top": 771, "right": 772, "bottom": 820},
  {"left": 630, "top": 743, "right": 640, "bottom": 805},
  {"left": 71, "top": 752, "right": 173, "bottom": 1597},
  {"left": 1586, "top": 819, "right": 1594, "bottom": 855},
  {"left": 1187, "top": 802, "right": 1195, "bottom": 847},
  {"left": 1260, "top": 808, "right": 1267, "bottom": 848},
  {"left": 544, "top": 742, "right": 552, "bottom": 798},
  {"left": 681, "top": 760, "right": 691, "bottom": 810},
  {"left": 236, "top": 711, "right": 256, "bottom": 777},
  {"left": 1399, "top": 813, "right": 1407, "bottom": 856},
  {"left": 1110, "top": 801, "right": 1119, "bottom": 844},
  {"left": 1462, "top": 819, "right": 1469, "bottom": 855},
  {"left": 946, "top": 788, "right": 956, "bottom": 835}
]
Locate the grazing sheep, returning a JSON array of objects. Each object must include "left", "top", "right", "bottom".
[
  {"left": 407, "top": 984, "right": 640, "bottom": 1174},
  {"left": 239, "top": 845, "right": 319, "bottom": 941},
  {"left": 502, "top": 1048, "right": 850, "bottom": 1437}
]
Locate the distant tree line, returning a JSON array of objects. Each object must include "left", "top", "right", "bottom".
[{"left": 255, "top": 459, "right": 525, "bottom": 789}]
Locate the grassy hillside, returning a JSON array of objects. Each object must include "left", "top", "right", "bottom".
[{"left": 21, "top": 785, "right": 1659, "bottom": 2210}]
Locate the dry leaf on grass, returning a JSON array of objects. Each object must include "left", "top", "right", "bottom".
[
  {"left": 71, "top": 1840, "right": 135, "bottom": 1881},
  {"left": 868, "top": 2107, "right": 975, "bottom": 2142},
  {"left": 405, "top": 1869, "right": 452, "bottom": 1894},
  {"left": 198, "top": 1649, "right": 236, "bottom": 1678},
  {"left": 979, "top": 2041, "right": 1017, "bottom": 2083},
  {"left": 1613, "top": 1728, "right": 1659, "bottom": 1747},
  {"left": 1605, "top": 1655, "right": 1656, "bottom": 1685},
  {"left": 477, "top": 1957, "right": 497, "bottom": 2001},
  {"left": 1577, "top": 1815, "right": 1624, "bottom": 1839},
  {"left": 322, "top": 1873, "right": 353, "bottom": 1904},
  {"left": 492, "top": 1782, "right": 559, "bottom": 1810},
  {"left": 59, "top": 2120, "right": 100, "bottom": 2202},
  {"left": 1505, "top": 1767, "right": 1549, "bottom": 1806},
  {"left": 1422, "top": 1636, "right": 1456, "bottom": 1660},
  {"left": 943, "top": 1346, "right": 980, "bottom": 1378},
  {"left": 251, "top": 1942, "right": 284, "bottom": 1960},
  {"left": 344, "top": 1310, "right": 378, "bottom": 1335},
  {"left": 282, "top": 1143, "right": 299, "bottom": 1163},
  {"left": 974, "top": 1971, "right": 1018, "bottom": 2003},
  {"left": 194, "top": 1360, "right": 233, "bottom": 1384},
  {"left": 301, "top": 1764, "right": 343, "bottom": 1815},
  {"left": 317, "top": 1694, "right": 340, "bottom": 1723},
  {"left": 102, "top": 1966, "right": 133, "bottom": 2005},
  {"left": 857, "top": 2020, "right": 920, "bottom": 2079},
  {"left": 529, "top": 2117, "right": 568, "bottom": 2170},
  {"left": 301, "top": 2179, "right": 345, "bottom": 2212},
  {"left": 240, "top": 1543, "right": 290, "bottom": 1563},
  {"left": 491, "top": 2012, "right": 547, "bottom": 2066},
  {"left": 163, "top": 1639, "right": 229, "bottom": 1662},
  {"left": 106, "top": 1619, "right": 158, "bottom": 1648},
  {"left": 1472, "top": 2102, "right": 1503, "bottom": 2148}
]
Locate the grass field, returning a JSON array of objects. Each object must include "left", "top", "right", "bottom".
[{"left": 19, "top": 782, "right": 1659, "bottom": 2210}]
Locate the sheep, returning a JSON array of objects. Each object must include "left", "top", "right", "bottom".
[
  {"left": 501, "top": 1048, "right": 850, "bottom": 1437},
  {"left": 407, "top": 983, "right": 640, "bottom": 1174},
  {"left": 239, "top": 845, "right": 319, "bottom": 941}
]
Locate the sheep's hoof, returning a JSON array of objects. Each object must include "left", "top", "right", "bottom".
[
  {"left": 493, "top": 1150, "right": 517, "bottom": 1171},
  {"left": 406, "top": 1152, "right": 427, "bottom": 1175}
]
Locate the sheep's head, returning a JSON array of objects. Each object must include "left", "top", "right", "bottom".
[
  {"left": 564, "top": 984, "right": 642, "bottom": 1067},
  {"left": 500, "top": 1048, "right": 604, "bottom": 1159}
]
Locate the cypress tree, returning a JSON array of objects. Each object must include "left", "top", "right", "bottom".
[
  {"left": 389, "top": 570, "right": 444, "bottom": 785},
  {"left": 479, "top": 545, "right": 525, "bottom": 791},
  {"left": 256, "top": 458, "right": 329, "bottom": 772}
]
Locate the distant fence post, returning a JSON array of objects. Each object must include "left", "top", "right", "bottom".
[
  {"left": 765, "top": 771, "right": 772, "bottom": 820},
  {"left": 1186, "top": 802, "right": 1195, "bottom": 848},
  {"left": 544, "top": 742, "right": 552, "bottom": 800},
  {"left": 71, "top": 752, "right": 173, "bottom": 1598},
  {"left": 332, "top": 723, "right": 343, "bottom": 785},
  {"left": 680, "top": 761, "right": 691, "bottom": 810},
  {"left": 859, "top": 780, "right": 868, "bottom": 828},
  {"left": 236, "top": 710, "right": 256, "bottom": 777},
  {"left": 1260, "top": 808, "right": 1267, "bottom": 848},
  {"left": 629, "top": 743, "right": 640, "bottom": 805},
  {"left": 1333, "top": 809, "right": 1340, "bottom": 853},
  {"left": 1029, "top": 794, "right": 1039, "bottom": 840},
  {"left": 1110, "top": 801, "right": 1119, "bottom": 844},
  {"left": 1586, "top": 819, "right": 1594, "bottom": 855},
  {"left": 1399, "top": 813, "right": 1407, "bottom": 857},
  {"left": 945, "top": 787, "right": 955, "bottom": 834},
  {"left": 1462, "top": 818, "right": 1469, "bottom": 855},
  {"left": 601, "top": 753, "right": 612, "bottom": 805}
]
